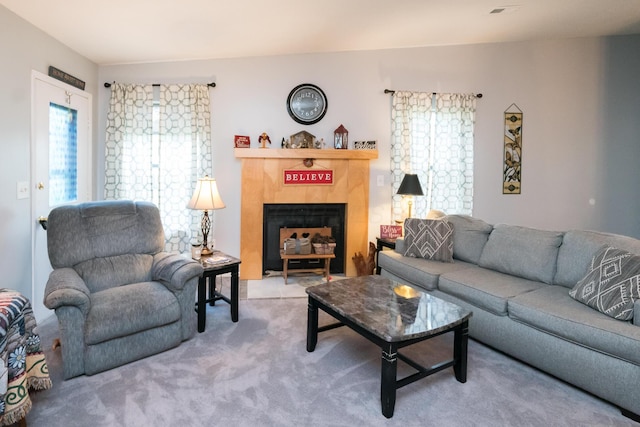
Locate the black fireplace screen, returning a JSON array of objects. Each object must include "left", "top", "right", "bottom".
[{"left": 262, "top": 203, "right": 346, "bottom": 274}]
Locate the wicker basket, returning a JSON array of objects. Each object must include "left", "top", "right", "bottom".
[
  {"left": 284, "top": 238, "right": 311, "bottom": 255},
  {"left": 313, "top": 242, "right": 336, "bottom": 255}
]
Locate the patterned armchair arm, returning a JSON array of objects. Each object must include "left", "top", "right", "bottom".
[
  {"left": 43, "top": 267, "right": 91, "bottom": 316},
  {"left": 152, "top": 253, "right": 203, "bottom": 291}
]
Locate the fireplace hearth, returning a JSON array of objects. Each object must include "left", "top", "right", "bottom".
[{"left": 263, "top": 203, "right": 345, "bottom": 274}]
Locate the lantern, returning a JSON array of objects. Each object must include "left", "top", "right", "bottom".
[{"left": 334, "top": 124, "right": 348, "bottom": 149}]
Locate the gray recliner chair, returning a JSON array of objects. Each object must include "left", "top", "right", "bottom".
[{"left": 44, "top": 200, "right": 203, "bottom": 379}]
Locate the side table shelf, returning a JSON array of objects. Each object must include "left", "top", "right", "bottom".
[{"left": 375, "top": 237, "right": 397, "bottom": 275}]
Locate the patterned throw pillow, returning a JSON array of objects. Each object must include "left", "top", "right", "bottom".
[
  {"left": 403, "top": 218, "right": 454, "bottom": 263},
  {"left": 569, "top": 246, "right": 640, "bottom": 320}
]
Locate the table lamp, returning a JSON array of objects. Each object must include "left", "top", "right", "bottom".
[
  {"left": 397, "top": 173, "right": 424, "bottom": 219},
  {"left": 187, "top": 176, "right": 226, "bottom": 255}
]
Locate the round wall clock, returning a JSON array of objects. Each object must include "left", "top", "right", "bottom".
[{"left": 286, "top": 83, "right": 327, "bottom": 125}]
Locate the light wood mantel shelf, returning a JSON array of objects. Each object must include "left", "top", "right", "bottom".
[{"left": 234, "top": 148, "right": 378, "bottom": 160}]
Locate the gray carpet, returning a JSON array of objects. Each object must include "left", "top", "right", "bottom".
[{"left": 27, "top": 297, "right": 634, "bottom": 426}]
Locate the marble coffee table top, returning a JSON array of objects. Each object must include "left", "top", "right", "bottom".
[{"left": 306, "top": 275, "right": 472, "bottom": 342}]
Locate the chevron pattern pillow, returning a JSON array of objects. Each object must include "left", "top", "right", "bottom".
[
  {"left": 569, "top": 246, "right": 640, "bottom": 320},
  {"left": 403, "top": 218, "right": 454, "bottom": 262}
]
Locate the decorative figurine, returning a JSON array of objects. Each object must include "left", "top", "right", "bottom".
[{"left": 259, "top": 132, "right": 271, "bottom": 148}]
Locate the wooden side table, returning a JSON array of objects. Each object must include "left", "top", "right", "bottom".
[
  {"left": 375, "top": 237, "right": 397, "bottom": 275},
  {"left": 280, "top": 250, "right": 335, "bottom": 284},
  {"left": 196, "top": 251, "right": 241, "bottom": 333}
]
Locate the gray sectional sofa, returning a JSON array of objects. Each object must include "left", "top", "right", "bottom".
[{"left": 378, "top": 215, "right": 640, "bottom": 420}]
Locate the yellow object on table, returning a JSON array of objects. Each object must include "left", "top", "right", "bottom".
[{"left": 0, "top": 289, "right": 52, "bottom": 426}]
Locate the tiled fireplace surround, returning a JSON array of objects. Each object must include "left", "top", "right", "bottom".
[{"left": 235, "top": 148, "right": 378, "bottom": 280}]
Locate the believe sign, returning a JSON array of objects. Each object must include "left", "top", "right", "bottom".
[{"left": 283, "top": 169, "right": 334, "bottom": 185}]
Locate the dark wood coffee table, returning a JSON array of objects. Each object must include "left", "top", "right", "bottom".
[{"left": 306, "top": 275, "right": 472, "bottom": 418}]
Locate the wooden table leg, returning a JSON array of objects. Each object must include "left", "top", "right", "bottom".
[
  {"left": 197, "top": 275, "right": 206, "bottom": 333},
  {"left": 283, "top": 258, "right": 289, "bottom": 284},
  {"left": 306, "top": 296, "right": 318, "bottom": 352},
  {"left": 454, "top": 319, "right": 469, "bottom": 383},
  {"left": 230, "top": 267, "right": 239, "bottom": 322},
  {"left": 381, "top": 343, "right": 398, "bottom": 418}
]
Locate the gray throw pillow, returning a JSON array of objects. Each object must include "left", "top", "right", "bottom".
[
  {"left": 403, "top": 218, "right": 453, "bottom": 263},
  {"left": 569, "top": 246, "right": 640, "bottom": 320}
]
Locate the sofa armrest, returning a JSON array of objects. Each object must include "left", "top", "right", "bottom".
[
  {"left": 394, "top": 238, "right": 405, "bottom": 254},
  {"left": 44, "top": 267, "right": 91, "bottom": 316},
  {"left": 152, "top": 252, "right": 204, "bottom": 291},
  {"left": 634, "top": 300, "right": 640, "bottom": 326}
]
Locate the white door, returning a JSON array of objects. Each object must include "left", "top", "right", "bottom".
[{"left": 31, "top": 71, "right": 92, "bottom": 321}]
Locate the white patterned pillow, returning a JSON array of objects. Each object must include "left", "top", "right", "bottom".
[
  {"left": 569, "top": 246, "right": 640, "bottom": 320},
  {"left": 403, "top": 218, "right": 454, "bottom": 263}
]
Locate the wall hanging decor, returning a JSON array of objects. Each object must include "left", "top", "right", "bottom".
[{"left": 503, "top": 104, "right": 523, "bottom": 194}]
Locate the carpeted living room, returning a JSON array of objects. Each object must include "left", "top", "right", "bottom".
[
  {"left": 26, "top": 276, "right": 636, "bottom": 426},
  {"left": 2, "top": 1, "right": 640, "bottom": 426}
]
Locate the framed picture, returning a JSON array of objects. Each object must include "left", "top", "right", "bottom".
[
  {"left": 234, "top": 135, "right": 250, "bottom": 148},
  {"left": 380, "top": 225, "right": 402, "bottom": 239}
]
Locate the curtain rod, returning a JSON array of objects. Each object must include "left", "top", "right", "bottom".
[
  {"left": 384, "top": 89, "right": 482, "bottom": 98},
  {"left": 104, "top": 82, "right": 216, "bottom": 88}
]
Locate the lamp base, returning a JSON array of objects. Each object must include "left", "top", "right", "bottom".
[{"left": 201, "top": 246, "right": 213, "bottom": 256}]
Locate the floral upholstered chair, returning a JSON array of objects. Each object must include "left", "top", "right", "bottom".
[{"left": 44, "top": 200, "right": 203, "bottom": 379}]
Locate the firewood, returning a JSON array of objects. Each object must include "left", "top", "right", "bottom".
[{"left": 352, "top": 241, "right": 377, "bottom": 276}]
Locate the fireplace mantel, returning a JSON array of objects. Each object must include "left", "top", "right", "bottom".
[
  {"left": 234, "top": 148, "right": 378, "bottom": 160},
  {"left": 236, "top": 148, "right": 378, "bottom": 279}
]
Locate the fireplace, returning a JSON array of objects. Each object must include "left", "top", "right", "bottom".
[
  {"left": 263, "top": 203, "right": 345, "bottom": 274},
  {"left": 235, "top": 148, "right": 377, "bottom": 279}
]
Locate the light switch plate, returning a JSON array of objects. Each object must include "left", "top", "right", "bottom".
[{"left": 17, "top": 181, "right": 29, "bottom": 199}]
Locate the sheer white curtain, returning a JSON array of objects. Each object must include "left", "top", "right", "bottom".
[
  {"left": 104, "top": 83, "right": 213, "bottom": 253},
  {"left": 391, "top": 91, "right": 476, "bottom": 219}
]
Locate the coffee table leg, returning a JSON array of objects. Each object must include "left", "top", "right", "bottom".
[
  {"left": 381, "top": 344, "right": 398, "bottom": 418},
  {"left": 197, "top": 276, "right": 206, "bottom": 333},
  {"left": 231, "top": 267, "right": 239, "bottom": 322},
  {"left": 306, "top": 297, "right": 318, "bottom": 352},
  {"left": 454, "top": 320, "right": 469, "bottom": 383}
]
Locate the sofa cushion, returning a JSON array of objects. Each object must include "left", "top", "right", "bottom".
[
  {"left": 569, "top": 246, "right": 640, "bottom": 320},
  {"left": 478, "top": 224, "right": 563, "bottom": 284},
  {"left": 85, "top": 281, "right": 181, "bottom": 345},
  {"left": 554, "top": 230, "right": 640, "bottom": 288},
  {"left": 377, "top": 250, "right": 474, "bottom": 291},
  {"left": 438, "top": 267, "right": 546, "bottom": 316},
  {"left": 508, "top": 285, "right": 640, "bottom": 366},
  {"left": 403, "top": 218, "right": 453, "bottom": 262},
  {"left": 445, "top": 215, "right": 493, "bottom": 264}
]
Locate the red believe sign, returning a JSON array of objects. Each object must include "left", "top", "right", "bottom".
[{"left": 283, "top": 169, "right": 334, "bottom": 185}]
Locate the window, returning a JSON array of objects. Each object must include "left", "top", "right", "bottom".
[
  {"left": 104, "top": 84, "right": 212, "bottom": 253},
  {"left": 391, "top": 92, "right": 476, "bottom": 219},
  {"left": 49, "top": 102, "right": 78, "bottom": 205}
]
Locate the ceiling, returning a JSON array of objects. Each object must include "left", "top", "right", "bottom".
[{"left": 3, "top": 0, "right": 640, "bottom": 65}]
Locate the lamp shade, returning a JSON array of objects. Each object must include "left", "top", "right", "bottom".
[
  {"left": 187, "top": 176, "right": 226, "bottom": 210},
  {"left": 397, "top": 174, "right": 424, "bottom": 196}
]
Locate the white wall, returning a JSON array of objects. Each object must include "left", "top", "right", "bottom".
[
  {"left": 0, "top": 7, "right": 98, "bottom": 300},
  {"left": 99, "top": 35, "right": 640, "bottom": 262}
]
